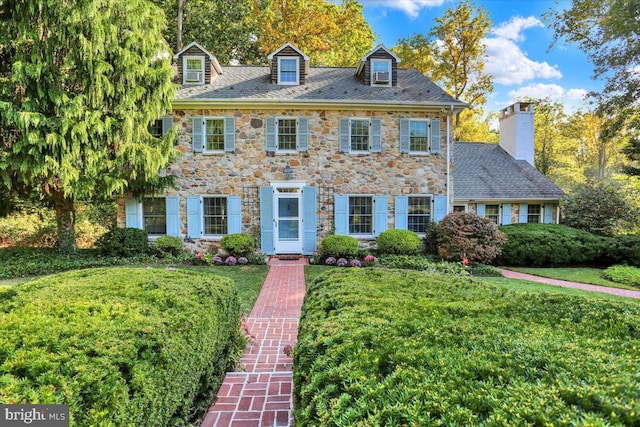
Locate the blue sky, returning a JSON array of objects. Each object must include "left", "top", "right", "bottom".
[{"left": 359, "top": 0, "right": 601, "bottom": 115}]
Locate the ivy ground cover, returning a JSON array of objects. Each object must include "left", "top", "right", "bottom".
[{"left": 294, "top": 269, "right": 640, "bottom": 426}]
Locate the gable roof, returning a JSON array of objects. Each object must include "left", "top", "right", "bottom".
[
  {"left": 453, "top": 142, "right": 565, "bottom": 201},
  {"left": 360, "top": 44, "right": 401, "bottom": 63},
  {"left": 267, "top": 42, "right": 310, "bottom": 60},
  {"left": 173, "top": 41, "right": 216, "bottom": 60}
]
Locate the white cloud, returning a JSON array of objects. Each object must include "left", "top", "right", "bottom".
[
  {"left": 367, "top": 0, "right": 446, "bottom": 20},
  {"left": 491, "top": 16, "right": 544, "bottom": 42},
  {"left": 566, "top": 88, "right": 588, "bottom": 101},
  {"left": 508, "top": 83, "right": 565, "bottom": 100}
]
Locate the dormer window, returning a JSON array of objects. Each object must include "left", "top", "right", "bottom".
[
  {"left": 183, "top": 56, "right": 205, "bottom": 84},
  {"left": 371, "top": 59, "right": 391, "bottom": 86},
  {"left": 278, "top": 57, "right": 299, "bottom": 85}
]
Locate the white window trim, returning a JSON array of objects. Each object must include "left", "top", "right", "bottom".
[
  {"left": 408, "top": 119, "right": 431, "bottom": 154},
  {"left": 140, "top": 196, "right": 166, "bottom": 237},
  {"left": 202, "top": 117, "right": 226, "bottom": 154},
  {"left": 275, "top": 117, "right": 298, "bottom": 153},
  {"left": 183, "top": 56, "right": 205, "bottom": 84},
  {"left": 348, "top": 194, "right": 375, "bottom": 238},
  {"left": 277, "top": 56, "right": 299, "bottom": 85},
  {"left": 201, "top": 195, "right": 229, "bottom": 238},
  {"left": 407, "top": 194, "right": 433, "bottom": 236},
  {"left": 348, "top": 118, "right": 371, "bottom": 155},
  {"left": 370, "top": 58, "right": 392, "bottom": 87},
  {"left": 484, "top": 203, "right": 501, "bottom": 225}
]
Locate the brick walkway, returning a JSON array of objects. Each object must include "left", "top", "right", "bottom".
[
  {"left": 201, "top": 258, "right": 307, "bottom": 427},
  {"left": 500, "top": 269, "right": 640, "bottom": 299}
]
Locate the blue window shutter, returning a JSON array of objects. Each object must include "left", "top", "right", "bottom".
[
  {"left": 125, "top": 197, "right": 141, "bottom": 229},
  {"left": 334, "top": 195, "right": 349, "bottom": 235},
  {"left": 297, "top": 117, "right": 309, "bottom": 152},
  {"left": 370, "top": 119, "right": 382, "bottom": 153},
  {"left": 374, "top": 196, "right": 388, "bottom": 237},
  {"left": 224, "top": 117, "right": 236, "bottom": 152},
  {"left": 518, "top": 204, "right": 528, "bottom": 223},
  {"left": 302, "top": 186, "right": 317, "bottom": 255},
  {"left": 166, "top": 196, "right": 180, "bottom": 237},
  {"left": 502, "top": 203, "right": 512, "bottom": 225},
  {"left": 192, "top": 118, "right": 204, "bottom": 152},
  {"left": 476, "top": 203, "right": 486, "bottom": 217},
  {"left": 394, "top": 196, "right": 408, "bottom": 230},
  {"left": 266, "top": 117, "right": 277, "bottom": 152},
  {"left": 260, "top": 187, "right": 275, "bottom": 254},
  {"left": 544, "top": 203, "right": 554, "bottom": 224},
  {"left": 186, "top": 196, "right": 202, "bottom": 238},
  {"left": 430, "top": 119, "right": 441, "bottom": 154},
  {"left": 227, "top": 196, "right": 242, "bottom": 234},
  {"left": 399, "top": 119, "right": 410, "bottom": 153},
  {"left": 339, "top": 118, "right": 350, "bottom": 153},
  {"left": 433, "top": 195, "right": 447, "bottom": 222},
  {"left": 161, "top": 116, "right": 173, "bottom": 136}
]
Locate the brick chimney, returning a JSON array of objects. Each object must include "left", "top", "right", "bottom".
[{"left": 499, "top": 102, "right": 535, "bottom": 166}]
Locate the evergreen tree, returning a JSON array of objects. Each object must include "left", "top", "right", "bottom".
[{"left": 0, "top": 0, "right": 177, "bottom": 253}]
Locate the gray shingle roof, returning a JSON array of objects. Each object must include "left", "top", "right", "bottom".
[
  {"left": 175, "top": 66, "right": 465, "bottom": 106},
  {"left": 453, "top": 142, "right": 565, "bottom": 201}
]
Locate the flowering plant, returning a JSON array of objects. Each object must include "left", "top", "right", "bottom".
[
  {"left": 212, "top": 255, "right": 223, "bottom": 265},
  {"left": 195, "top": 253, "right": 206, "bottom": 264},
  {"left": 325, "top": 257, "right": 336, "bottom": 265},
  {"left": 225, "top": 256, "right": 237, "bottom": 265},
  {"left": 350, "top": 259, "right": 362, "bottom": 268},
  {"left": 337, "top": 258, "right": 348, "bottom": 267},
  {"left": 462, "top": 257, "right": 470, "bottom": 266},
  {"left": 238, "top": 257, "right": 248, "bottom": 265}
]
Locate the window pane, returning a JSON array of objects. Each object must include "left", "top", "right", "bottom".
[
  {"left": 486, "top": 204, "right": 499, "bottom": 224},
  {"left": 280, "top": 59, "right": 297, "bottom": 83},
  {"left": 278, "top": 198, "right": 298, "bottom": 218},
  {"left": 149, "top": 119, "right": 163, "bottom": 138},
  {"left": 349, "top": 196, "right": 373, "bottom": 234},
  {"left": 372, "top": 60, "right": 389, "bottom": 73},
  {"left": 410, "top": 121, "right": 428, "bottom": 152},
  {"left": 408, "top": 196, "right": 431, "bottom": 233},
  {"left": 278, "top": 119, "right": 297, "bottom": 150},
  {"left": 203, "top": 197, "right": 227, "bottom": 235},
  {"left": 186, "top": 59, "right": 201, "bottom": 71},
  {"left": 350, "top": 120, "right": 369, "bottom": 151},
  {"left": 527, "top": 205, "right": 541, "bottom": 223},
  {"left": 205, "top": 119, "right": 224, "bottom": 151},
  {"left": 143, "top": 198, "right": 166, "bottom": 235}
]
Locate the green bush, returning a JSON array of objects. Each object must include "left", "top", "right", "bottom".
[
  {"left": 496, "top": 223, "right": 604, "bottom": 267},
  {"left": 602, "top": 265, "right": 640, "bottom": 288},
  {"left": 422, "top": 220, "right": 439, "bottom": 256},
  {"left": 438, "top": 212, "right": 506, "bottom": 263},
  {"left": 96, "top": 227, "right": 149, "bottom": 257},
  {"left": 152, "top": 236, "right": 184, "bottom": 257},
  {"left": 220, "top": 233, "right": 257, "bottom": 257},
  {"left": 601, "top": 235, "right": 640, "bottom": 267},
  {"left": 379, "top": 254, "right": 468, "bottom": 275},
  {"left": 376, "top": 229, "right": 421, "bottom": 255},
  {"left": 319, "top": 235, "right": 359, "bottom": 259},
  {"left": 0, "top": 267, "right": 241, "bottom": 426},
  {"left": 294, "top": 269, "right": 640, "bottom": 426}
]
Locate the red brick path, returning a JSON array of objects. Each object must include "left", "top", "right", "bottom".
[{"left": 201, "top": 258, "right": 307, "bottom": 427}]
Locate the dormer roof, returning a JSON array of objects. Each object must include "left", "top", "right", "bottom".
[
  {"left": 173, "top": 41, "right": 222, "bottom": 75},
  {"left": 355, "top": 44, "right": 401, "bottom": 75},
  {"left": 267, "top": 42, "right": 310, "bottom": 61}
]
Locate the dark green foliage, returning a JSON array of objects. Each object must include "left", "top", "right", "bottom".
[
  {"left": 96, "top": 228, "right": 150, "bottom": 257},
  {"left": 601, "top": 235, "right": 640, "bottom": 266},
  {"left": 602, "top": 265, "right": 640, "bottom": 288},
  {"left": 379, "top": 255, "right": 468, "bottom": 275},
  {"left": 152, "top": 236, "right": 184, "bottom": 257},
  {"left": 468, "top": 263, "right": 503, "bottom": 277},
  {"left": 438, "top": 212, "right": 506, "bottom": 263},
  {"left": 376, "top": 229, "right": 421, "bottom": 255},
  {"left": 422, "top": 220, "right": 440, "bottom": 255},
  {"left": 220, "top": 233, "right": 257, "bottom": 257},
  {"left": 0, "top": 268, "right": 241, "bottom": 426},
  {"left": 294, "top": 269, "right": 640, "bottom": 426},
  {"left": 319, "top": 235, "right": 359, "bottom": 259}
]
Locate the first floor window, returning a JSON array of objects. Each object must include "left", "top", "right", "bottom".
[
  {"left": 143, "top": 197, "right": 166, "bottom": 235},
  {"left": 149, "top": 119, "right": 163, "bottom": 138},
  {"left": 453, "top": 205, "right": 466, "bottom": 212},
  {"left": 527, "top": 204, "right": 541, "bottom": 223},
  {"left": 205, "top": 119, "right": 225, "bottom": 152},
  {"left": 485, "top": 204, "right": 500, "bottom": 224},
  {"left": 350, "top": 119, "right": 370, "bottom": 152},
  {"left": 409, "top": 121, "right": 429, "bottom": 152},
  {"left": 203, "top": 197, "right": 227, "bottom": 235},
  {"left": 278, "top": 118, "right": 297, "bottom": 150},
  {"left": 408, "top": 196, "right": 431, "bottom": 233},
  {"left": 349, "top": 196, "right": 373, "bottom": 235}
]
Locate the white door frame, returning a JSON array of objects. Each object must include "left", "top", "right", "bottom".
[{"left": 272, "top": 181, "right": 305, "bottom": 254}]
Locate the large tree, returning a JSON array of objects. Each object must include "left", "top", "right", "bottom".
[{"left": 0, "top": 0, "right": 177, "bottom": 253}]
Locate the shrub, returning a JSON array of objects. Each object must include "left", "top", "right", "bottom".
[
  {"left": 151, "top": 235, "right": 184, "bottom": 257},
  {"left": 379, "top": 254, "right": 469, "bottom": 275},
  {"left": 96, "top": 227, "right": 149, "bottom": 257},
  {"left": 220, "top": 233, "right": 257, "bottom": 257},
  {"left": 601, "top": 235, "right": 640, "bottom": 267},
  {"left": 0, "top": 267, "right": 241, "bottom": 426},
  {"left": 294, "top": 269, "right": 640, "bottom": 426},
  {"left": 496, "top": 223, "right": 604, "bottom": 267},
  {"left": 247, "top": 253, "right": 267, "bottom": 265},
  {"left": 319, "top": 235, "right": 359, "bottom": 259},
  {"left": 422, "top": 220, "right": 440, "bottom": 255},
  {"left": 437, "top": 212, "right": 506, "bottom": 264},
  {"left": 469, "top": 263, "right": 503, "bottom": 277},
  {"left": 376, "top": 229, "right": 421, "bottom": 255},
  {"left": 602, "top": 265, "right": 640, "bottom": 288}
]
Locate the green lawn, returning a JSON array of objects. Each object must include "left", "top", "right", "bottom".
[{"left": 504, "top": 267, "right": 639, "bottom": 291}]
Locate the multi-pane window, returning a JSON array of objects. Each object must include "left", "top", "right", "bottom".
[
  {"left": 203, "top": 197, "right": 227, "bottom": 235},
  {"left": 149, "top": 119, "right": 163, "bottom": 138},
  {"left": 453, "top": 205, "right": 466, "bottom": 212},
  {"left": 527, "top": 205, "right": 541, "bottom": 223},
  {"left": 143, "top": 198, "right": 166, "bottom": 235},
  {"left": 278, "top": 118, "right": 297, "bottom": 151},
  {"left": 410, "top": 121, "right": 428, "bottom": 152},
  {"left": 184, "top": 57, "right": 204, "bottom": 83},
  {"left": 350, "top": 119, "right": 370, "bottom": 152},
  {"left": 371, "top": 59, "right": 391, "bottom": 85},
  {"left": 408, "top": 196, "right": 431, "bottom": 233},
  {"left": 485, "top": 204, "right": 500, "bottom": 224},
  {"left": 205, "top": 119, "right": 225, "bottom": 152},
  {"left": 349, "top": 196, "right": 373, "bottom": 235},
  {"left": 278, "top": 57, "right": 298, "bottom": 84}
]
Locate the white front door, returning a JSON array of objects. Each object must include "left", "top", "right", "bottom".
[{"left": 275, "top": 190, "right": 302, "bottom": 254}]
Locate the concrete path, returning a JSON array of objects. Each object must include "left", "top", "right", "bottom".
[
  {"left": 500, "top": 269, "right": 640, "bottom": 299},
  {"left": 201, "top": 258, "right": 307, "bottom": 427}
]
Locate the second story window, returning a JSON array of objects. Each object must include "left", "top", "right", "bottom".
[
  {"left": 350, "top": 119, "right": 370, "bottom": 152},
  {"left": 371, "top": 58, "right": 391, "bottom": 86},
  {"left": 205, "top": 119, "right": 225, "bottom": 152},
  {"left": 278, "top": 57, "right": 299, "bottom": 85},
  {"left": 278, "top": 118, "right": 297, "bottom": 151},
  {"left": 409, "top": 121, "right": 429, "bottom": 152},
  {"left": 183, "top": 56, "right": 205, "bottom": 84}
]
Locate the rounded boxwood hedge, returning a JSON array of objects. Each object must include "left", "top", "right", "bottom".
[
  {"left": 376, "top": 229, "right": 421, "bottom": 255},
  {"left": 0, "top": 267, "right": 241, "bottom": 426},
  {"left": 319, "top": 235, "right": 359, "bottom": 259},
  {"left": 221, "top": 233, "right": 257, "bottom": 257},
  {"left": 96, "top": 227, "right": 149, "bottom": 257}
]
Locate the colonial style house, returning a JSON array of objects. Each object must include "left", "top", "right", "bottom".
[{"left": 117, "top": 42, "right": 563, "bottom": 255}]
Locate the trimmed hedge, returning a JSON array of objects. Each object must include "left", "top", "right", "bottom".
[
  {"left": 96, "top": 227, "right": 150, "bottom": 257},
  {"left": 602, "top": 265, "right": 640, "bottom": 288},
  {"left": 221, "top": 233, "right": 257, "bottom": 257},
  {"left": 294, "top": 269, "right": 640, "bottom": 426},
  {"left": 0, "top": 268, "right": 241, "bottom": 426},
  {"left": 319, "top": 235, "right": 359, "bottom": 259},
  {"left": 376, "top": 229, "right": 421, "bottom": 255}
]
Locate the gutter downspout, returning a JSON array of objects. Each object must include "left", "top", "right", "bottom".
[{"left": 446, "top": 105, "right": 453, "bottom": 216}]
